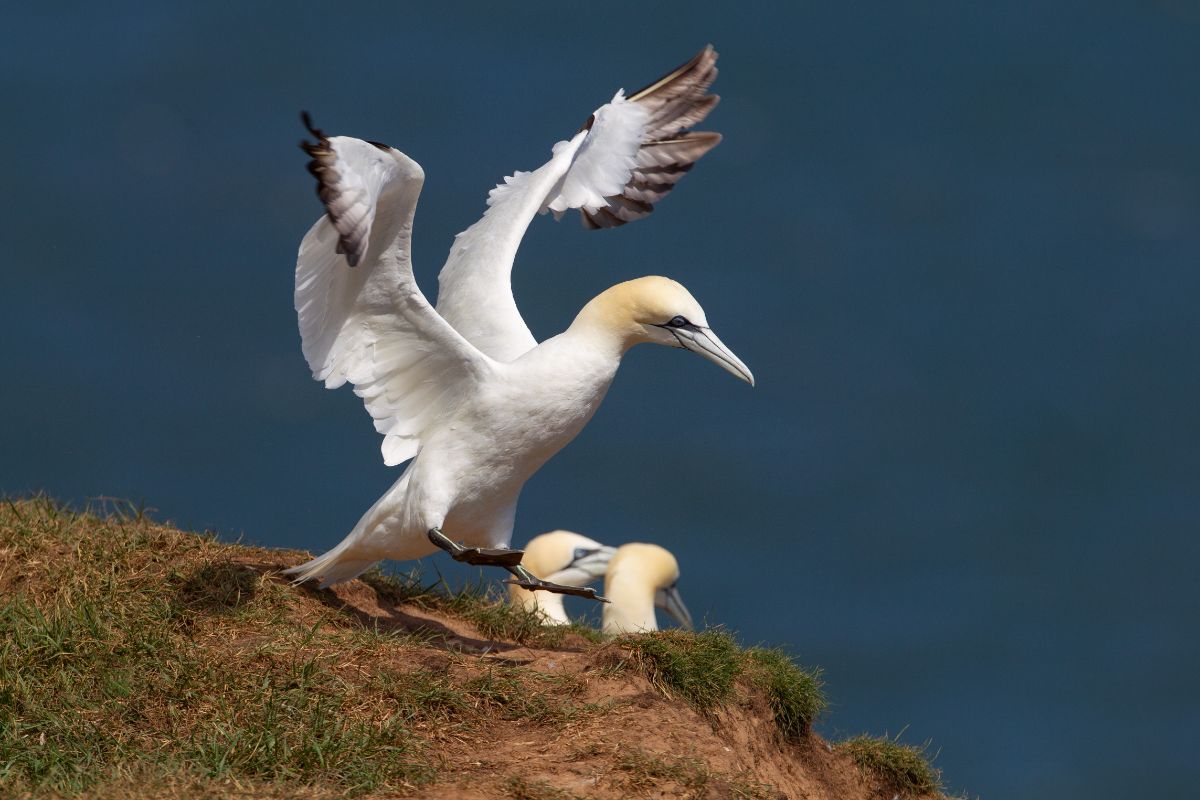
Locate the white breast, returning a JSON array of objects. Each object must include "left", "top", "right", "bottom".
[{"left": 406, "top": 334, "right": 619, "bottom": 531}]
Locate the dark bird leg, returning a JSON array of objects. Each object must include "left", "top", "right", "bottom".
[
  {"left": 505, "top": 564, "right": 608, "bottom": 603},
  {"left": 426, "top": 528, "right": 606, "bottom": 602},
  {"left": 428, "top": 527, "right": 525, "bottom": 567}
]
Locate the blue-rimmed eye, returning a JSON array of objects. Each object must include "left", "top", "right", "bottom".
[
  {"left": 573, "top": 547, "right": 593, "bottom": 561},
  {"left": 667, "top": 315, "right": 689, "bottom": 328}
]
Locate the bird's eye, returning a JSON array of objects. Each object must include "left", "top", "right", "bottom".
[
  {"left": 667, "top": 315, "right": 689, "bottom": 328},
  {"left": 573, "top": 547, "right": 593, "bottom": 561}
]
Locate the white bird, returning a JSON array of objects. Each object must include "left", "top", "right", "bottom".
[
  {"left": 602, "top": 543, "right": 692, "bottom": 634},
  {"left": 508, "top": 531, "right": 617, "bottom": 624},
  {"left": 284, "top": 46, "right": 753, "bottom": 598}
]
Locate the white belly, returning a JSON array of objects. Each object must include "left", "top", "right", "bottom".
[{"left": 356, "top": 339, "right": 617, "bottom": 557}]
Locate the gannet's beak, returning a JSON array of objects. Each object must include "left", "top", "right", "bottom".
[
  {"left": 544, "top": 545, "right": 618, "bottom": 585},
  {"left": 673, "top": 325, "right": 754, "bottom": 386},
  {"left": 654, "top": 584, "right": 694, "bottom": 630}
]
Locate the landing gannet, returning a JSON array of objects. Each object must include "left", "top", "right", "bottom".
[
  {"left": 602, "top": 543, "right": 692, "bottom": 634},
  {"left": 285, "top": 46, "right": 752, "bottom": 598},
  {"left": 508, "top": 531, "right": 616, "bottom": 624}
]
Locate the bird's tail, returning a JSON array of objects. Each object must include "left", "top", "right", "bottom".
[
  {"left": 283, "top": 539, "right": 376, "bottom": 589},
  {"left": 284, "top": 470, "right": 412, "bottom": 589}
]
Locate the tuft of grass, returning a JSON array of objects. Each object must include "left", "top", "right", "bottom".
[
  {"left": 361, "top": 566, "right": 601, "bottom": 647},
  {"left": 611, "top": 629, "right": 744, "bottom": 711},
  {"left": 840, "top": 733, "right": 942, "bottom": 796},
  {"left": 440, "top": 585, "right": 559, "bottom": 644},
  {"left": 610, "top": 631, "right": 826, "bottom": 740},
  {"left": 463, "top": 666, "right": 593, "bottom": 724},
  {"left": 174, "top": 560, "right": 260, "bottom": 613},
  {"left": 356, "top": 565, "right": 431, "bottom": 606},
  {"left": 744, "top": 647, "right": 826, "bottom": 738}
]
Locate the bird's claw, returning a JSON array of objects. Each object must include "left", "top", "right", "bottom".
[
  {"left": 505, "top": 579, "right": 609, "bottom": 603},
  {"left": 450, "top": 546, "right": 526, "bottom": 568},
  {"left": 427, "top": 528, "right": 526, "bottom": 567}
]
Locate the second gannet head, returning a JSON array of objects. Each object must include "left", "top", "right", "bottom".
[
  {"left": 602, "top": 542, "right": 693, "bottom": 635},
  {"left": 509, "top": 531, "right": 616, "bottom": 624},
  {"left": 574, "top": 276, "right": 755, "bottom": 386}
]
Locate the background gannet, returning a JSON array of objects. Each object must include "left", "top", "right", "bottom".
[
  {"left": 285, "top": 46, "right": 752, "bottom": 596},
  {"left": 508, "top": 531, "right": 616, "bottom": 624},
  {"left": 602, "top": 543, "right": 692, "bottom": 634}
]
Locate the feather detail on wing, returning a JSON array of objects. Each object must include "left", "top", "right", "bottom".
[
  {"left": 545, "top": 92, "right": 648, "bottom": 214},
  {"left": 579, "top": 44, "right": 722, "bottom": 229},
  {"left": 300, "top": 113, "right": 403, "bottom": 268},
  {"left": 296, "top": 115, "right": 493, "bottom": 466},
  {"left": 435, "top": 152, "right": 576, "bottom": 362},
  {"left": 435, "top": 45, "right": 723, "bottom": 362}
]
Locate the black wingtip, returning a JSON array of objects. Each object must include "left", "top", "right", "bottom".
[
  {"left": 628, "top": 44, "right": 719, "bottom": 101},
  {"left": 299, "top": 111, "right": 333, "bottom": 161},
  {"left": 300, "top": 110, "right": 323, "bottom": 139}
]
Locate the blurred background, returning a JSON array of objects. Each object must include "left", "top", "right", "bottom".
[{"left": 3, "top": 2, "right": 1198, "bottom": 796}]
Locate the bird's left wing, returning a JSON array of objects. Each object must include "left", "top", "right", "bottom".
[
  {"left": 435, "top": 45, "right": 723, "bottom": 362},
  {"left": 296, "top": 115, "right": 494, "bottom": 467}
]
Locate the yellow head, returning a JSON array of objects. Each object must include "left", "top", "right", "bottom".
[
  {"left": 573, "top": 276, "right": 754, "bottom": 385},
  {"left": 508, "top": 530, "right": 615, "bottom": 625},
  {"left": 601, "top": 542, "right": 693, "bottom": 635}
]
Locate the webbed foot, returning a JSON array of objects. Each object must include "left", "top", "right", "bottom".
[
  {"left": 451, "top": 546, "right": 526, "bottom": 567},
  {"left": 427, "top": 527, "right": 525, "bottom": 567}
]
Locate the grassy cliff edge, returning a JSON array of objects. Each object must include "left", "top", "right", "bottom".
[{"left": 0, "top": 498, "right": 948, "bottom": 799}]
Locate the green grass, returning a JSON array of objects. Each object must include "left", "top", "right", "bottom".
[
  {"left": 612, "top": 629, "right": 744, "bottom": 710},
  {"left": 0, "top": 567, "right": 432, "bottom": 795},
  {"left": 611, "top": 630, "right": 826, "bottom": 737},
  {"left": 359, "top": 567, "right": 604, "bottom": 647},
  {"left": 839, "top": 733, "right": 942, "bottom": 796},
  {"left": 0, "top": 498, "right": 596, "bottom": 797},
  {"left": 744, "top": 647, "right": 826, "bottom": 739},
  {"left": 0, "top": 497, "right": 901, "bottom": 799}
]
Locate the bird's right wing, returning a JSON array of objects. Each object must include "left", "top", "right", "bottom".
[
  {"left": 296, "top": 115, "right": 494, "bottom": 467},
  {"left": 569, "top": 45, "right": 723, "bottom": 229},
  {"left": 435, "top": 45, "right": 723, "bottom": 362}
]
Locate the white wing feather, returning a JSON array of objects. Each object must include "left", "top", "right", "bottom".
[
  {"left": 432, "top": 142, "right": 579, "bottom": 362},
  {"left": 296, "top": 117, "right": 493, "bottom": 466},
  {"left": 545, "top": 92, "right": 648, "bottom": 214},
  {"left": 435, "top": 46, "right": 723, "bottom": 362}
]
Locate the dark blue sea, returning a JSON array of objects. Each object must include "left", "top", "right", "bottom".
[{"left": 3, "top": 3, "right": 1197, "bottom": 796}]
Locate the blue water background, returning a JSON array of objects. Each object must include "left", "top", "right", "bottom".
[{"left": 3, "top": 3, "right": 1198, "bottom": 796}]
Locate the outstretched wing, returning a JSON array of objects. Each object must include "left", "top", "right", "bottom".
[
  {"left": 296, "top": 115, "right": 494, "bottom": 467},
  {"left": 435, "top": 45, "right": 723, "bottom": 362},
  {"left": 577, "top": 45, "right": 722, "bottom": 229}
]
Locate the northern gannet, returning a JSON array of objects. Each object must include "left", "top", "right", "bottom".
[
  {"left": 285, "top": 46, "right": 752, "bottom": 599},
  {"left": 508, "top": 531, "right": 616, "bottom": 624},
  {"left": 602, "top": 543, "right": 692, "bottom": 634}
]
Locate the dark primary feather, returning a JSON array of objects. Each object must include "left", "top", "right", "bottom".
[
  {"left": 581, "top": 45, "right": 723, "bottom": 229},
  {"left": 299, "top": 111, "right": 370, "bottom": 267}
]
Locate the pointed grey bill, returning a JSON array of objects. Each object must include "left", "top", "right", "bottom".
[
  {"left": 674, "top": 326, "right": 754, "bottom": 386},
  {"left": 544, "top": 545, "right": 618, "bottom": 587},
  {"left": 655, "top": 584, "right": 694, "bottom": 630}
]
